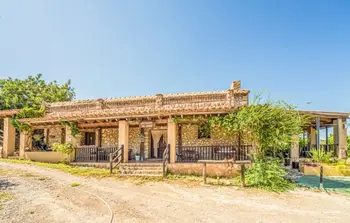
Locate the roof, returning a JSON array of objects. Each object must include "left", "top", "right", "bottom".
[
  {"left": 20, "top": 81, "right": 250, "bottom": 123},
  {"left": 298, "top": 110, "right": 350, "bottom": 119},
  {"left": 0, "top": 109, "right": 22, "bottom": 118}
]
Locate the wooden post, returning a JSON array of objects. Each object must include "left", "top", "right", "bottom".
[
  {"left": 203, "top": 162, "right": 207, "bottom": 184},
  {"left": 320, "top": 165, "right": 323, "bottom": 189},
  {"left": 109, "top": 153, "right": 113, "bottom": 174},
  {"left": 241, "top": 164, "right": 245, "bottom": 187}
]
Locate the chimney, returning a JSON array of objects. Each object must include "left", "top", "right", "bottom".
[{"left": 230, "top": 80, "right": 241, "bottom": 91}]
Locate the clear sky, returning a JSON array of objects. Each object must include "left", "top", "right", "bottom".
[{"left": 0, "top": 0, "right": 349, "bottom": 113}]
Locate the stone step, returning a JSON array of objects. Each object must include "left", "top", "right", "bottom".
[
  {"left": 119, "top": 166, "right": 162, "bottom": 170},
  {"left": 119, "top": 169, "right": 162, "bottom": 173},
  {"left": 119, "top": 163, "right": 163, "bottom": 167},
  {"left": 119, "top": 173, "right": 163, "bottom": 177}
]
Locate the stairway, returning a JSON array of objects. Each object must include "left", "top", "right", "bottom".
[{"left": 118, "top": 163, "right": 163, "bottom": 177}]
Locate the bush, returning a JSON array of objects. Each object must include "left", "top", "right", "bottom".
[
  {"left": 246, "top": 156, "right": 294, "bottom": 191},
  {"left": 309, "top": 148, "right": 334, "bottom": 163},
  {"left": 51, "top": 143, "right": 74, "bottom": 155}
]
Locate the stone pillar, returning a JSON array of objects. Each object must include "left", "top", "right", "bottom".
[
  {"left": 118, "top": 120, "right": 129, "bottom": 163},
  {"left": 290, "top": 135, "right": 299, "bottom": 165},
  {"left": 308, "top": 126, "right": 316, "bottom": 145},
  {"left": 2, "top": 118, "right": 16, "bottom": 158},
  {"left": 65, "top": 126, "right": 78, "bottom": 147},
  {"left": 19, "top": 131, "right": 32, "bottom": 159},
  {"left": 167, "top": 118, "right": 177, "bottom": 163},
  {"left": 65, "top": 126, "right": 78, "bottom": 161},
  {"left": 95, "top": 128, "right": 101, "bottom": 147},
  {"left": 333, "top": 118, "right": 347, "bottom": 159}
]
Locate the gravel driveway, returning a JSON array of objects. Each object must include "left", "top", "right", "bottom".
[{"left": 1, "top": 162, "right": 350, "bottom": 223}]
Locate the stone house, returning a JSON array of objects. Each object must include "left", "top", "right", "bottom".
[{"left": 0, "top": 80, "right": 348, "bottom": 176}]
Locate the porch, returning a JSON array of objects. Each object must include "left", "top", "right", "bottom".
[{"left": 73, "top": 144, "right": 253, "bottom": 163}]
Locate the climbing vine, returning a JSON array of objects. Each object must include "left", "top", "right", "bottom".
[
  {"left": 172, "top": 116, "right": 213, "bottom": 138},
  {"left": 60, "top": 120, "right": 79, "bottom": 137},
  {"left": 11, "top": 107, "right": 46, "bottom": 132}
]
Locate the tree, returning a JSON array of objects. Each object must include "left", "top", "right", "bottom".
[
  {"left": 211, "top": 95, "right": 309, "bottom": 157},
  {"left": 211, "top": 94, "right": 309, "bottom": 191},
  {"left": 0, "top": 74, "right": 75, "bottom": 110},
  {"left": 0, "top": 74, "right": 75, "bottom": 131}
]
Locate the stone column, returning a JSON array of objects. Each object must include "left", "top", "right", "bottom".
[
  {"left": 290, "top": 135, "right": 299, "bottom": 165},
  {"left": 19, "top": 131, "right": 32, "bottom": 159},
  {"left": 65, "top": 126, "right": 78, "bottom": 147},
  {"left": 95, "top": 128, "right": 101, "bottom": 147},
  {"left": 167, "top": 118, "right": 177, "bottom": 163},
  {"left": 308, "top": 126, "right": 316, "bottom": 146},
  {"left": 333, "top": 118, "right": 347, "bottom": 159},
  {"left": 65, "top": 126, "right": 78, "bottom": 161},
  {"left": 2, "top": 118, "right": 16, "bottom": 158},
  {"left": 118, "top": 120, "right": 129, "bottom": 163}
]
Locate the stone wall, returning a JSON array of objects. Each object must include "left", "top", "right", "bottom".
[
  {"left": 168, "top": 163, "right": 249, "bottom": 177},
  {"left": 129, "top": 127, "right": 140, "bottom": 158},
  {"left": 180, "top": 124, "right": 238, "bottom": 146},
  {"left": 101, "top": 128, "right": 118, "bottom": 147},
  {"left": 47, "top": 127, "right": 62, "bottom": 147}
]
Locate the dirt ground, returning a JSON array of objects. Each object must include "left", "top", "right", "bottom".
[{"left": 1, "top": 162, "right": 350, "bottom": 223}]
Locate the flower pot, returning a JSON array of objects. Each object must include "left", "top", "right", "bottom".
[{"left": 135, "top": 155, "right": 141, "bottom": 161}]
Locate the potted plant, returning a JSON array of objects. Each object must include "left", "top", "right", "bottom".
[{"left": 135, "top": 152, "right": 141, "bottom": 161}]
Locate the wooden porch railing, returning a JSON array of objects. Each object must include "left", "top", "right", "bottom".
[
  {"left": 109, "top": 145, "right": 124, "bottom": 174},
  {"left": 176, "top": 145, "right": 252, "bottom": 162},
  {"left": 162, "top": 144, "right": 170, "bottom": 178},
  {"left": 75, "top": 145, "right": 119, "bottom": 162}
]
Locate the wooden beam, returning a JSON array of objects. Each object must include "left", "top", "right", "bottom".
[{"left": 78, "top": 122, "right": 119, "bottom": 128}]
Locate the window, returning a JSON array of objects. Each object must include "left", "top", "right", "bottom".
[
  {"left": 85, "top": 132, "right": 96, "bottom": 145},
  {"left": 198, "top": 123, "right": 211, "bottom": 139}
]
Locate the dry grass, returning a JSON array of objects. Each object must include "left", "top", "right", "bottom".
[
  {"left": 0, "top": 159, "right": 111, "bottom": 178},
  {"left": 0, "top": 192, "right": 14, "bottom": 210},
  {"left": 0, "top": 159, "right": 242, "bottom": 187}
]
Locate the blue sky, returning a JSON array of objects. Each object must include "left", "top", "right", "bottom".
[{"left": 0, "top": 0, "right": 349, "bottom": 114}]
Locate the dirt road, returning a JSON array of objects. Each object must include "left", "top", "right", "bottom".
[{"left": 1, "top": 162, "right": 350, "bottom": 223}]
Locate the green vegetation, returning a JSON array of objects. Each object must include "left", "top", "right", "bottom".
[
  {"left": 0, "top": 159, "right": 110, "bottom": 178},
  {"left": 51, "top": 143, "right": 75, "bottom": 155},
  {"left": 211, "top": 94, "right": 308, "bottom": 191},
  {"left": 245, "top": 156, "right": 295, "bottom": 191},
  {"left": 70, "top": 183, "right": 81, "bottom": 187},
  {"left": 59, "top": 121, "right": 80, "bottom": 137},
  {"left": 0, "top": 74, "right": 75, "bottom": 132},
  {"left": 309, "top": 147, "right": 334, "bottom": 163}
]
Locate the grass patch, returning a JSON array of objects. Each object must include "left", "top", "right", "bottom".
[
  {"left": 167, "top": 173, "right": 241, "bottom": 187},
  {"left": 0, "top": 192, "right": 13, "bottom": 203},
  {"left": 0, "top": 192, "right": 14, "bottom": 210},
  {"left": 0, "top": 159, "right": 111, "bottom": 178},
  {"left": 70, "top": 183, "right": 81, "bottom": 187}
]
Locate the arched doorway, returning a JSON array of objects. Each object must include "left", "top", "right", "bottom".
[{"left": 150, "top": 130, "right": 167, "bottom": 159}]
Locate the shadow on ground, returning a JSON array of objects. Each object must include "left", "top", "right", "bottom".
[
  {"left": 0, "top": 178, "right": 18, "bottom": 190},
  {"left": 298, "top": 176, "right": 350, "bottom": 193}
]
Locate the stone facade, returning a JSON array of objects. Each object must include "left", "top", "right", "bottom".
[
  {"left": 47, "top": 127, "right": 63, "bottom": 147},
  {"left": 129, "top": 127, "right": 141, "bottom": 158},
  {"left": 101, "top": 128, "right": 119, "bottom": 147},
  {"left": 180, "top": 124, "right": 238, "bottom": 146}
]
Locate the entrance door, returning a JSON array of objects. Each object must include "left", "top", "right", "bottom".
[
  {"left": 158, "top": 135, "right": 167, "bottom": 158},
  {"left": 150, "top": 130, "right": 167, "bottom": 159}
]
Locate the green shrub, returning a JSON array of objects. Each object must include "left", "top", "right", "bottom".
[
  {"left": 51, "top": 143, "right": 74, "bottom": 155},
  {"left": 309, "top": 148, "right": 334, "bottom": 163},
  {"left": 246, "top": 156, "right": 294, "bottom": 191}
]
